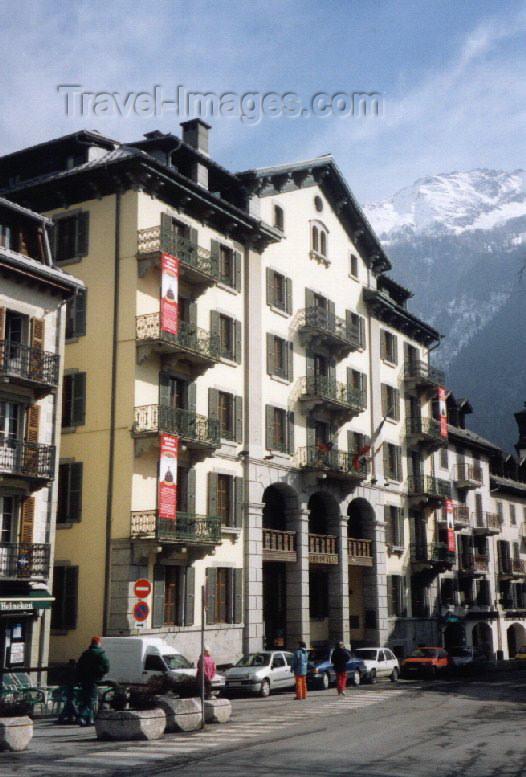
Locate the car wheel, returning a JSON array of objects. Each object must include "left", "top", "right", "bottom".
[
  {"left": 390, "top": 667, "right": 399, "bottom": 683},
  {"left": 259, "top": 679, "right": 270, "bottom": 698},
  {"left": 369, "top": 669, "right": 377, "bottom": 684},
  {"left": 350, "top": 669, "right": 360, "bottom": 686},
  {"left": 321, "top": 672, "right": 330, "bottom": 690}
]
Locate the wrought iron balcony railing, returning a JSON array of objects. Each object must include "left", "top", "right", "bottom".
[
  {"left": 459, "top": 554, "right": 489, "bottom": 574},
  {"left": 136, "top": 313, "right": 221, "bottom": 363},
  {"left": 0, "top": 438, "right": 55, "bottom": 480},
  {"left": 133, "top": 405, "right": 220, "bottom": 449},
  {"left": 130, "top": 510, "right": 221, "bottom": 544},
  {"left": 298, "top": 376, "right": 366, "bottom": 414},
  {"left": 137, "top": 227, "right": 218, "bottom": 282},
  {"left": 0, "top": 341, "right": 59, "bottom": 388},
  {"left": 410, "top": 542, "right": 455, "bottom": 564},
  {"left": 512, "top": 558, "right": 526, "bottom": 576},
  {"left": 473, "top": 511, "right": 501, "bottom": 534},
  {"left": 498, "top": 558, "right": 513, "bottom": 576},
  {"left": 405, "top": 416, "right": 445, "bottom": 442},
  {"left": 404, "top": 359, "right": 445, "bottom": 386},
  {"left": 454, "top": 463, "right": 483, "bottom": 487},
  {"left": 296, "top": 306, "right": 360, "bottom": 352},
  {"left": 297, "top": 445, "right": 367, "bottom": 479},
  {"left": 0, "top": 543, "right": 50, "bottom": 579},
  {"left": 408, "top": 475, "right": 452, "bottom": 499}
]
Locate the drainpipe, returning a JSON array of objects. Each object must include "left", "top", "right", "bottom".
[{"left": 102, "top": 190, "right": 121, "bottom": 635}]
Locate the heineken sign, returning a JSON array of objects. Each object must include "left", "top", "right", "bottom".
[{"left": 0, "top": 597, "right": 53, "bottom": 613}]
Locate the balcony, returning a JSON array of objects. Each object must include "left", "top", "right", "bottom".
[
  {"left": 262, "top": 529, "right": 297, "bottom": 562},
  {"left": 136, "top": 313, "right": 220, "bottom": 372},
  {"left": 459, "top": 553, "right": 489, "bottom": 575},
  {"left": 410, "top": 542, "right": 455, "bottom": 570},
  {"left": 512, "top": 559, "right": 526, "bottom": 578},
  {"left": 130, "top": 510, "right": 221, "bottom": 546},
  {"left": 408, "top": 475, "right": 451, "bottom": 505},
  {"left": 133, "top": 405, "right": 220, "bottom": 457},
  {"left": 405, "top": 416, "right": 447, "bottom": 449},
  {"left": 0, "top": 543, "right": 50, "bottom": 580},
  {"left": 347, "top": 538, "right": 373, "bottom": 567},
  {"left": 297, "top": 376, "right": 365, "bottom": 424},
  {"left": 453, "top": 504, "right": 471, "bottom": 529},
  {"left": 137, "top": 227, "right": 218, "bottom": 291},
  {"left": 453, "top": 463, "right": 483, "bottom": 490},
  {"left": 297, "top": 446, "right": 367, "bottom": 483},
  {"left": 0, "top": 341, "right": 59, "bottom": 396},
  {"left": 309, "top": 533, "right": 338, "bottom": 565},
  {"left": 404, "top": 359, "right": 445, "bottom": 394},
  {"left": 0, "top": 439, "right": 55, "bottom": 484},
  {"left": 296, "top": 307, "right": 360, "bottom": 359},
  {"left": 472, "top": 511, "right": 501, "bottom": 535}
]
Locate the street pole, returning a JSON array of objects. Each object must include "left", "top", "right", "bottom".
[{"left": 200, "top": 584, "right": 205, "bottom": 730}]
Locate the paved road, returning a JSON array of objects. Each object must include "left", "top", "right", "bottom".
[{"left": 3, "top": 672, "right": 526, "bottom": 777}]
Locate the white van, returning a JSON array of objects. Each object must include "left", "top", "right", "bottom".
[{"left": 101, "top": 637, "right": 224, "bottom": 689}]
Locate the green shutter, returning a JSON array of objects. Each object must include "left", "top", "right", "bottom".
[
  {"left": 72, "top": 372, "right": 86, "bottom": 425},
  {"left": 393, "top": 335, "right": 398, "bottom": 365},
  {"left": 235, "top": 395, "right": 243, "bottom": 443},
  {"left": 384, "top": 505, "right": 392, "bottom": 545},
  {"left": 306, "top": 350, "right": 315, "bottom": 379},
  {"left": 228, "top": 477, "right": 236, "bottom": 528},
  {"left": 305, "top": 288, "right": 314, "bottom": 308},
  {"left": 234, "top": 476, "right": 243, "bottom": 528},
  {"left": 187, "top": 382, "right": 196, "bottom": 414},
  {"left": 70, "top": 462, "right": 83, "bottom": 522},
  {"left": 160, "top": 212, "right": 172, "bottom": 242},
  {"left": 233, "top": 568, "right": 243, "bottom": 624},
  {"left": 266, "top": 333, "right": 274, "bottom": 375},
  {"left": 206, "top": 568, "right": 217, "bottom": 624},
  {"left": 265, "top": 405, "right": 273, "bottom": 450},
  {"left": 208, "top": 472, "right": 218, "bottom": 517},
  {"left": 398, "top": 509, "right": 405, "bottom": 548},
  {"left": 396, "top": 447, "right": 402, "bottom": 481},
  {"left": 152, "top": 564, "right": 165, "bottom": 628},
  {"left": 77, "top": 212, "right": 89, "bottom": 257},
  {"left": 380, "top": 330, "right": 386, "bottom": 360},
  {"left": 306, "top": 416, "right": 316, "bottom": 449},
  {"left": 208, "top": 388, "right": 219, "bottom": 421},
  {"left": 328, "top": 299, "right": 335, "bottom": 320},
  {"left": 184, "top": 566, "right": 195, "bottom": 626},
  {"left": 347, "top": 429, "right": 353, "bottom": 454},
  {"left": 190, "top": 227, "right": 198, "bottom": 247},
  {"left": 287, "top": 341, "right": 294, "bottom": 381},
  {"left": 394, "top": 389, "right": 400, "bottom": 421},
  {"left": 234, "top": 251, "right": 242, "bottom": 292},
  {"left": 359, "top": 317, "right": 366, "bottom": 349},
  {"left": 187, "top": 468, "right": 196, "bottom": 514},
  {"left": 210, "top": 310, "right": 220, "bottom": 340},
  {"left": 361, "top": 373, "right": 367, "bottom": 409},
  {"left": 286, "top": 277, "right": 292, "bottom": 314},
  {"left": 386, "top": 575, "right": 393, "bottom": 617},
  {"left": 287, "top": 411, "right": 295, "bottom": 455},
  {"left": 235, "top": 320, "right": 242, "bottom": 364},
  {"left": 159, "top": 372, "right": 171, "bottom": 406},
  {"left": 345, "top": 310, "right": 353, "bottom": 339},
  {"left": 328, "top": 357, "right": 336, "bottom": 383},
  {"left": 75, "top": 290, "right": 87, "bottom": 337},
  {"left": 210, "top": 239, "right": 220, "bottom": 276},
  {"left": 381, "top": 384, "right": 387, "bottom": 416},
  {"left": 266, "top": 268, "right": 274, "bottom": 307},
  {"left": 383, "top": 445, "right": 389, "bottom": 479},
  {"left": 188, "top": 301, "right": 197, "bottom": 326}
]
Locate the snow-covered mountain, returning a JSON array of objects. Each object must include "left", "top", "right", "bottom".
[{"left": 364, "top": 169, "right": 526, "bottom": 454}]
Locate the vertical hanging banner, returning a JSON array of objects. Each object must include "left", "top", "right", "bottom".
[
  {"left": 161, "top": 253, "right": 179, "bottom": 335},
  {"left": 445, "top": 497, "right": 455, "bottom": 552},
  {"left": 159, "top": 434, "right": 178, "bottom": 522},
  {"left": 438, "top": 386, "right": 448, "bottom": 438}
]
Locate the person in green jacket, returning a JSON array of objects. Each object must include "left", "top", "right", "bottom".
[{"left": 76, "top": 636, "right": 110, "bottom": 726}]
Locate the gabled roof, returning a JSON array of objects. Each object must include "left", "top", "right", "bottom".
[{"left": 447, "top": 424, "right": 501, "bottom": 453}]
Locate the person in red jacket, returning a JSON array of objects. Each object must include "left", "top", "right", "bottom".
[{"left": 196, "top": 646, "right": 216, "bottom": 699}]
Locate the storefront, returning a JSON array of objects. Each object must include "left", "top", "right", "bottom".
[{"left": 0, "top": 592, "right": 53, "bottom": 673}]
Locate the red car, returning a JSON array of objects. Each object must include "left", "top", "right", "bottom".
[{"left": 401, "top": 647, "right": 449, "bottom": 678}]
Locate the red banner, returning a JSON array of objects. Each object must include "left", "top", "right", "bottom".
[
  {"left": 159, "top": 434, "right": 178, "bottom": 521},
  {"left": 161, "top": 253, "right": 179, "bottom": 335},
  {"left": 445, "top": 497, "right": 455, "bottom": 552},
  {"left": 438, "top": 386, "right": 448, "bottom": 438}
]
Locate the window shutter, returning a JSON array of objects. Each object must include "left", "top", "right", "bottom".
[
  {"left": 187, "top": 468, "right": 196, "bottom": 514},
  {"left": 0, "top": 306, "right": 5, "bottom": 341},
  {"left": 75, "top": 290, "right": 87, "bottom": 337},
  {"left": 159, "top": 372, "right": 171, "bottom": 406},
  {"left": 404, "top": 342, "right": 410, "bottom": 366},
  {"left": 306, "top": 349, "right": 315, "bottom": 379},
  {"left": 266, "top": 268, "right": 274, "bottom": 307},
  {"left": 305, "top": 288, "right": 315, "bottom": 308},
  {"left": 210, "top": 310, "right": 220, "bottom": 340},
  {"left": 20, "top": 497, "right": 35, "bottom": 544},
  {"left": 327, "top": 299, "right": 335, "bottom": 321},
  {"left": 306, "top": 416, "right": 316, "bottom": 449},
  {"left": 31, "top": 318, "right": 45, "bottom": 350},
  {"left": 206, "top": 568, "right": 217, "bottom": 624},
  {"left": 190, "top": 227, "right": 198, "bottom": 247},
  {"left": 210, "top": 240, "right": 220, "bottom": 275},
  {"left": 361, "top": 373, "right": 368, "bottom": 409},
  {"left": 266, "top": 334, "right": 274, "bottom": 375},
  {"left": 380, "top": 331, "right": 386, "bottom": 360},
  {"left": 188, "top": 300, "right": 197, "bottom": 326},
  {"left": 187, "top": 381, "right": 196, "bottom": 414},
  {"left": 184, "top": 566, "right": 195, "bottom": 626},
  {"left": 383, "top": 445, "right": 389, "bottom": 479},
  {"left": 234, "top": 251, "right": 242, "bottom": 292},
  {"left": 286, "top": 277, "right": 292, "bottom": 314},
  {"left": 328, "top": 357, "right": 336, "bottom": 383},
  {"left": 287, "top": 341, "right": 294, "bottom": 381},
  {"left": 152, "top": 565, "right": 165, "bottom": 628},
  {"left": 77, "top": 212, "right": 89, "bottom": 257},
  {"left": 208, "top": 472, "right": 218, "bottom": 516},
  {"left": 234, "top": 476, "right": 243, "bottom": 528},
  {"left": 234, "top": 320, "right": 242, "bottom": 364},
  {"left": 345, "top": 310, "right": 353, "bottom": 339},
  {"left": 396, "top": 447, "right": 402, "bottom": 481},
  {"left": 386, "top": 576, "right": 393, "bottom": 617},
  {"left": 26, "top": 404, "right": 40, "bottom": 443},
  {"left": 347, "top": 367, "right": 352, "bottom": 398},
  {"left": 233, "top": 568, "right": 243, "bottom": 624},
  {"left": 347, "top": 430, "right": 353, "bottom": 454},
  {"left": 359, "top": 317, "right": 366, "bottom": 349},
  {"left": 265, "top": 405, "right": 273, "bottom": 450},
  {"left": 287, "top": 410, "right": 295, "bottom": 455},
  {"left": 398, "top": 509, "right": 405, "bottom": 548},
  {"left": 161, "top": 212, "right": 172, "bottom": 240},
  {"left": 72, "top": 373, "right": 86, "bottom": 425},
  {"left": 70, "top": 462, "right": 83, "bottom": 522},
  {"left": 208, "top": 388, "right": 219, "bottom": 421},
  {"left": 384, "top": 505, "right": 392, "bottom": 546},
  {"left": 381, "top": 384, "right": 387, "bottom": 416},
  {"left": 394, "top": 389, "right": 400, "bottom": 421},
  {"left": 235, "top": 395, "right": 243, "bottom": 443},
  {"left": 393, "top": 335, "right": 398, "bottom": 365}
]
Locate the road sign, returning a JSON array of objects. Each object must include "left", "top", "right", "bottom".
[
  {"left": 134, "top": 578, "right": 152, "bottom": 599},
  {"left": 133, "top": 601, "right": 149, "bottom": 622}
]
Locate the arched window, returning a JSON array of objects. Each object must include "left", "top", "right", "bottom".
[
  {"left": 320, "top": 230, "right": 327, "bottom": 257},
  {"left": 312, "top": 225, "right": 318, "bottom": 253}
]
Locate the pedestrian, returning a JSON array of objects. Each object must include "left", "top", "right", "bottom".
[
  {"left": 196, "top": 645, "right": 216, "bottom": 700},
  {"left": 76, "top": 636, "right": 110, "bottom": 726},
  {"left": 291, "top": 640, "right": 308, "bottom": 700},
  {"left": 332, "top": 640, "right": 351, "bottom": 695},
  {"left": 56, "top": 659, "right": 79, "bottom": 724}
]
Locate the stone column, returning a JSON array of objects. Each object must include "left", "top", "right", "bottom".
[
  {"left": 328, "top": 514, "right": 350, "bottom": 645},
  {"left": 364, "top": 505, "right": 388, "bottom": 646},
  {"left": 286, "top": 506, "right": 311, "bottom": 647},
  {"left": 243, "top": 499, "right": 264, "bottom": 654}
]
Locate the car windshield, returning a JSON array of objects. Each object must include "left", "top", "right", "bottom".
[
  {"left": 308, "top": 649, "right": 330, "bottom": 662},
  {"left": 355, "top": 649, "right": 377, "bottom": 660},
  {"left": 410, "top": 648, "right": 438, "bottom": 658},
  {"left": 236, "top": 653, "right": 271, "bottom": 667},
  {"left": 449, "top": 648, "right": 471, "bottom": 658},
  {"left": 163, "top": 654, "right": 193, "bottom": 670}
]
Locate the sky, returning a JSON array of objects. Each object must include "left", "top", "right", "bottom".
[{"left": 2, "top": 0, "right": 526, "bottom": 203}]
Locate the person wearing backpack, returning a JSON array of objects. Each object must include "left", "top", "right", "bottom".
[{"left": 76, "top": 636, "right": 110, "bottom": 726}]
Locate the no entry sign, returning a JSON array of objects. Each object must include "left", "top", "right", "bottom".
[
  {"left": 134, "top": 578, "right": 152, "bottom": 599},
  {"left": 133, "top": 601, "right": 150, "bottom": 622}
]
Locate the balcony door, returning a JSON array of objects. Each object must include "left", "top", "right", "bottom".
[{"left": 0, "top": 497, "right": 16, "bottom": 576}]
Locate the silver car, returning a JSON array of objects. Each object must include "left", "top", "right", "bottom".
[
  {"left": 354, "top": 647, "right": 400, "bottom": 683},
  {"left": 224, "top": 650, "right": 295, "bottom": 697}
]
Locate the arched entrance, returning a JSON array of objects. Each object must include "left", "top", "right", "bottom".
[
  {"left": 472, "top": 622, "right": 494, "bottom": 658},
  {"left": 262, "top": 483, "right": 299, "bottom": 649},
  {"left": 444, "top": 622, "right": 466, "bottom": 650},
  {"left": 506, "top": 623, "right": 526, "bottom": 659},
  {"left": 347, "top": 498, "right": 376, "bottom": 647},
  {"left": 308, "top": 491, "right": 340, "bottom": 645}
]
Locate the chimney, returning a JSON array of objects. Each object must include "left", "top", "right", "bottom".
[
  {"left": 180, "top": 119, "right": 211, "bottom": 189},
  {"left": 514, "top": 402, "right": 526, "bottom": 461}
]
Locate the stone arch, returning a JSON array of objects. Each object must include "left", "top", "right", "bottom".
[
  {"left": 471, "top": 622, "right": 494, "bottom": 658},
  {"left": 263, "top": 482, "right": 300, "bottom": 532},
  {"left": 307, "top": 489, "right": 340, "bottom": 535},
  {"left": 347, "top": 497, "right": 376, "bottom": 541},
  {"left": 506, "top": 622, "right": 526, "bottom": 659}
]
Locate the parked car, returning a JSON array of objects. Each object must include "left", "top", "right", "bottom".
[
  {"left": 306, "top": 647, "right": 367, "bottom": 689},
  {"left": 515, "top": 646, "right": 526, "bottom": 667},
  {"left": 401, "top": 647, "right": 449, "bottom": 678},
  {"left": 224, "top": 651, "right": 295, "bottom": 697},
  {"left": 448, "top": 646, "right": 493, "bottom": 674},
  {"left": 354, "top": 647, "right": 400, "bottom": 683}
]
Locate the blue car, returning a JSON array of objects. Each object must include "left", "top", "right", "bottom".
[{"left": 306, "top": 647, "right": 368, "bottom": 689}]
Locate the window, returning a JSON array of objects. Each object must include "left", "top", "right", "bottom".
[
  {"left": 265, "top": 405, "right": 294, "bottom": 454},
  {"left": 208, "top": 472, "right": 242, "bottom": 527},
  {"left": 441, "top": 578, "right": 457, "bottom": 606},
  {"left": 53, "top": 211, "right": 89, "bottom": 263},
  {"left": 440, "top": 446, "right": 449, "bottom": 470},
  {"left": 346, "top": 311, "right": 366, "bottom": 349},
  {"left": 380, "top": 329, "right": 398, "bottom": 365},
  {"left": 348, "top": 369, "right": 367, "bottom": 408},
  {"left": 152, "top": 564, "right": 195, "bottom": 627},
  {"left": 65, "top": 290, "right": 87, "bottom": 339},
  {"left": 349, "top": 253, "right": 359, "bottom": 279},
  {"left": 0, "top": 496, "right": 15, "bottom": 545},
  {"left": 57, "top": 462, "right": 83, "bottom": 524},
  {"left": 314, "top": 195, "right": 323, "bottom": 212},
  {"left": 273, "top": 204, "right": 284, "bottom": 231},
  {"left": 266, "top": 268, "right": 292, "bottom": 314},
  {"left": 206, "top": 567, "right": 242, "bottom": 624},
  {"left": 219, "top": 392, "right": 233, "bottom": 438},
  {"left": 309, "top": 569, "right": 329, "bottom": 618},
  {"left": 387, "top": 575, "right": 405, "bottom": 617},
  {"left": 209, "top": 389, "right": 242, "bottom": 442},
  {"left": 210, "top": 312, "right": 241, "bottom": 363},
  {"left": 51, "top": 565, "right": 78, "bottom": 630},
  {"left": 310, "top": 221, "right": 329, "bottom": 261},
  {"left": 381, "top": 384, "right": 400, "bottom": 421},
  {"left": 384, "top": 443, "right": 402, "bottom": 481},
  {"left": 510, "top": 504, "right": 516, "bottom": 526},
  {"left": 62, "top": 372, "right": 86, "bottom": 427},
  {"left": 266, "top": 334, "right": 293, "bottom": 380},
  {"left": 385, "top": 505, "right": 404, "bottom": 548},
  {"left": 476, "top": 579, "right": 491, "bottom": 606},
  {"left": 211, "top": 241, "right": 240, "bottom": 290}
]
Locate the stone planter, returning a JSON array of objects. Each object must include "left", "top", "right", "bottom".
[
  {"left": 95, "top": 708, "right": 165, "bottom": 741},
  {"left": 156, "top": 696, "right": 202, "bottom": 732},
  {"left": 0, "top": 716, "right": 33, "bottom": 752},
  {"left": 204, "top": 698, "right": 231, "bottom": 724}
]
